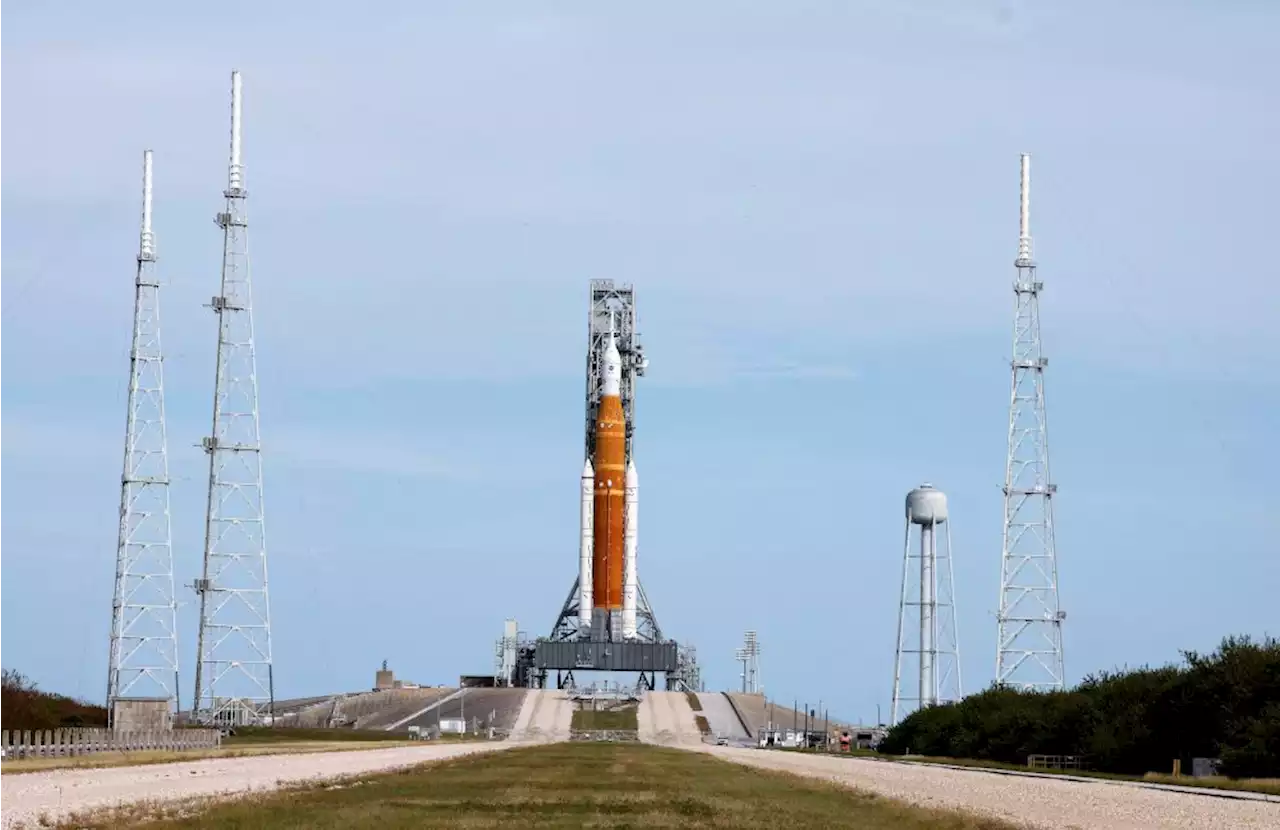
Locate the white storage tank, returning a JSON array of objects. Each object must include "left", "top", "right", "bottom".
[
  {"left": 438, "top": 718, "right": 467, "bottom": 735},
  {"left": 906, "top": 483, "right": 948, "bottom": 525}
]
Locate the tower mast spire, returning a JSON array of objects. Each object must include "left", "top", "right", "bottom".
[
  {"left": 107, "top": 149, "right": 180, "bottom": 723},
  {"left": 996, "top": 154, "right": 1066, "bottom": 691},
  {"left": 193, "top": 70, "right": 275, "bottom": 725}
]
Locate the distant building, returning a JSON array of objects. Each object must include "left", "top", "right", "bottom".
[{"left": 375, "top": 660, "right": 395, "bottom": 691}]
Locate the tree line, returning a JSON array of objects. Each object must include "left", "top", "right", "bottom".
[
  {"left": 878, "top": 635, "right": 1280, "bottom": 778},
  {"left": 1, "top": 669, "right": 108, "bottom": 731}
]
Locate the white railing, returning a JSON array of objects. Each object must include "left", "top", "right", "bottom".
[{"left": 1, "top": 728, "right": 222, "bottom": 759}]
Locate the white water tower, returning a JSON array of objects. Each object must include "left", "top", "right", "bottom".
[{"left": 891, "top": 484, "right": 963, "bottom": 725}]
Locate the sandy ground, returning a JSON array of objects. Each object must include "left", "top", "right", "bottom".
[
  {"left": 698, "top": 745, "right": 1280, "bottom": 830},
  {"left": 0, "top": 742, "right": 508, "bottom": 829}
]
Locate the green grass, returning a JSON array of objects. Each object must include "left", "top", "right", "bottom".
[
  {"left": 570, "top": 707, "right": 638, "bottom": 731},
  {"left": 69, "top": 743, "right": 1021, "bottom": 829},
  {"left": 225, "top": 727, "right": 412, "bottom": 745}
]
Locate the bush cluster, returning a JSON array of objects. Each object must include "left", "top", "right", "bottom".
[
  {"left": 878, "top": 635, "right": 1280, "bottom": 778},
  {"left": 1, "top": 669, "right": 108, "bottom": 730}
]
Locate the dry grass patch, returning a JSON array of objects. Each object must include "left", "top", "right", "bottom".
[
  {"left": 1141, "top": 772, "right": 1280, "bottom": 797},
  {"left": 52, "top": 743, "right": 1023, "bottom": 829},
  {"left": 570, "top": 707, "right": 638, "bottom": 731}
]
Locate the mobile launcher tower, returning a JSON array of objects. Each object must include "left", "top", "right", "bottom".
[{"left": 514, "top": 281, "right": 700, "bottom": 692}]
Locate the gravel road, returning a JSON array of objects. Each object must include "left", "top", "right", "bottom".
[
  {"left": 0, "top": 742, "right": 508, "bottom": 829},
  {"left": 698, "top": 746, "right": 1280, "bottom": 830}
]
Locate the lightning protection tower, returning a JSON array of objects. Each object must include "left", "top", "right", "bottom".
[
  {"left": 735, "top": 630, "right": 761, "bottom": 694},
  {"left": 107, "top": 150, "right": 181, "bottom": 723},
  {"left": 193, "top": 70, "right": 275, "bottom": 726},
  {"left": 995, "top": 154, "right": 1066, "bottom": 691},
  {"left": 892, "top": 484, "right": 962, "bottom": 725}
]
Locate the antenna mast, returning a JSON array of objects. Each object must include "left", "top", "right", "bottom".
[
  {"left": 107, "top": 150, "right": 180, "bottom": 723},
  {"left": 996, "top": 154, "right": 1066, "bottom": 691},
  {"left": 193, "top": 70, "right": 275, "bottom": 725}
]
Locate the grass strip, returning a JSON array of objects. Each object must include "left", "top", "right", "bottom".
[
  {"left": 225, "top": 727, "right": 414, "bottom": 745},
  {"left": 570, "top": 707, "right": 638, "bottom": 731},
  {"left": 53, "top": 742, "right": 1022, "bottom": 829}
]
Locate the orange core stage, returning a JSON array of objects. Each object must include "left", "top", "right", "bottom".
[{"left": 592, "top": 392, "right": 626, "bottom": 610}]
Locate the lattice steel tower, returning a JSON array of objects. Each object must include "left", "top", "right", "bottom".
[
  {"left": 193, "top": 70, "right": 275, "bottom": 725},
  {"left": 995, "top": 154, "right": 1066, "bottom": 691},
  {"left": 107, "top": 150, "right": 180, "bottom": 721}
]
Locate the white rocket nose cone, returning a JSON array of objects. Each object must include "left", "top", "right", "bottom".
[
  {"left": 582, "top": 459, "right": 594, "bottom": 477},
  {"left": 625, "top": 460, "right": 638, "bottom": 487},
  {"left": 601, "top": 332, "right": 622, "bottom": 397}
]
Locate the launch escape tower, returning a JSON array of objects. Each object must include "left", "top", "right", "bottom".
[
  {"left": 522, "top": 280, "right": 699, "bottom": 692},
  {"left": 193, "top": 71, "right": 276, "bottom": 725},
  {"left": 995, "top": 154, "right": 1066, "bottom": 691},
  {"left": 107, "top": 150, "right": 181, "bottom": 724},
  {"left": 891, "top": 484, "right": 962, "bottom": 725}
]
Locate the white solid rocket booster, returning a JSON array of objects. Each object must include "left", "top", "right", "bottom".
[
  {"left": 578, "top": 459, "right": 594, "bottom": 629},
  {"left": 621, "top": 459, "right": 639, "bottom": 639}
]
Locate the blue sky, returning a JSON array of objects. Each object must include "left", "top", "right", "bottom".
[{"left": 3, "top": 1, "right": 1277, "bottom": 723}]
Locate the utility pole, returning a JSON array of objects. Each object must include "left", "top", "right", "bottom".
[
  {"left": 193, "top": 70, "right": 275, "bottom": 725},
  {"left": 107, "top": 150, "right": 180, "bottom": 725},
  {"left": 996, "top": 154, "right": 1066, "bottom": 691}
]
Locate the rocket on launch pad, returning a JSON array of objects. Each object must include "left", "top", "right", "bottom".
[{"left": 577, "top": 324, "right": 639, "bottom": 640}]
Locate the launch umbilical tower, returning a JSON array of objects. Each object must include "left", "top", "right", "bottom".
[
  {"left": 193, "top": 70, "right": 275, "bottom": 725},
  {"left": 995, "top": 154, "right": 1066, "bottom": 691},
  {"left": 533, "top": 280, "right": 699, "bottom": 692},
  {"left": 550, "top": 281, "right": 659, "bottom": 644},
  {"left": 892, "top": 484, "right": 962, "bottom": 724},
  {"left": 107, "top": 150, "right": 181, "bottom": 722}
]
